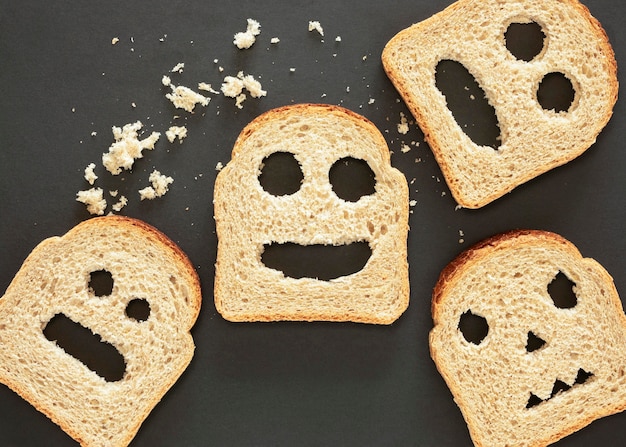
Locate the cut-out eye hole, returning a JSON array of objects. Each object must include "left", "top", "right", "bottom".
[
  {"left": 458, "top": 310, "right": 489, "bottom": 345},
  {"left": 125, "top": 298, "right": 151, "bottom": 322},
  {"left": 329, "top": 157, "right": 376, "bottom": 202},
  {"left": 89, "top": 270, "right": 114, "bottom": 297},
  {"left": 526, "top": 331, "right": 546, "bottom": 352},
  {"left": 259, "top": 151, "right": 304, "bottom": 196},
  {"left": 435, "top": 60, "right": 501, "bottom": 149},
  {"left": 537, "top": 72, "right": 575, "bottom": 113},
  {"left": 504, "top": 21, "right": 546, "bottom": 62},
  {"left": 548, "top": 271, "right": 577, "bottom": 309}
]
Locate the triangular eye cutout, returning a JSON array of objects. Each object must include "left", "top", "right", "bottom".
[{"left": 526, "top": 331, "right": 546, "bottom": 352}]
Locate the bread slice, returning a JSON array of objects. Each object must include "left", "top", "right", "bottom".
[
  {"left": 430, "top": 230, "right": 626, "bottom": 446},
  {"left": 0, "top": 216, "right": 201, "bottom": 447},
  {"left": 213, "top": 104, "right": 409, "bottom": 323},
  {"left": 382, "top": 0, "right": 618, "bottom": 208}
]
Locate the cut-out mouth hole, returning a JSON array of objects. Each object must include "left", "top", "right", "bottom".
[
  {"left": 43, "top": 313, "right": 126, "bottom": 382},
  {"left": 261, "top": 241, "right": 372, "bottom": 280},
  {"left": 526, "top": 368, "right": 593, "bottom": 408},
  {"left": 435, "top": 59, "right": 501, "bottom": 149}
]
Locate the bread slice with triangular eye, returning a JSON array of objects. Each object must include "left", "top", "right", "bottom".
[
  {"left": 213, "top": 103, "right": 409, "bottom": 324},
  {"left": 430, "top": 230, "right": 626, "bottom": 446},
  {"left": 0, "top": 216, "right": 201, "bottom": 447},
  {"left": 382, "top": 0, "right": 618, "bottom": 208}
]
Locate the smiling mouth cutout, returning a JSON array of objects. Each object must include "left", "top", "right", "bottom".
[
  {"left": 261, "top": 241, "right": 372, "bottom": 280},
  {"left": 526, "top": 368, "right": 594, "bottom": 409}
]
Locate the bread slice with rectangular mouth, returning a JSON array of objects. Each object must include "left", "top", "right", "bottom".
[
  {"left": 0, "top": 216, "right": 201, "bottom": 447},
  {"left": 430, "top": 230, "right": 626, "bottom": 446},
  {"left": 213, "top": 104, "right": 409, "bottom": 324},
  {"left": 382, "top": 0, "right": 618, "bottom": 208}
]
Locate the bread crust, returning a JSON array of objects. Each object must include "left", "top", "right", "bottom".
[
  {"left": 382, "top": 0, "right": 618, "bottom": 208},
  {"left": 430, "top": 229, "right": 626, "bottom": 446},
  {"left": 0, "top": 216, "right": 202, "bottom": 447}
]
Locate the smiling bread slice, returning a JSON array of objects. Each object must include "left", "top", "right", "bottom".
[
  {"left": 430, "top": 230, "right": 626, "bottom": 446},
  {"left": 213, "top": 104, "right": 409, "bottom": 323},
  {"left": 0, "top": 216, "right": 201, "bottom": 447},
  {"left": 382, "top": 0, "right": 618, "bottom": 208}
]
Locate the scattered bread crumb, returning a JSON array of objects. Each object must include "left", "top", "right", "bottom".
[
  {"left": 198, "top": 82, "right": 220, "bottom": 94},
  {"left": 335, "top": 36, "right": 342, "bottom": 42},
  {"left": 308, "top": 20, "right": 324, "bottom": 37},
  {"left": 398, "top": 112, "right": 409, "bottom": 134},
  {"left": 84, "top": 163, "right": 98, "bottom": 185},
  {"left": 221, "top": 71, "right": 266, "bottom": 109},
  {"left": 111, "top": 195, "right": 128, "bottom": 212},
  {"left": 171, "top": 62, "right": 185, "bottom": 73},
  {"left": 270, "top": 37, "right": 280, "bottom": 44},
  {"left": 139, "top": 170, "right": 174, "bottom": 200},
  {"left": 102, "top": 121, "right": 160, "bottom": 175},
  {"left": 409, "top": 200, "right": 417, "bottom": 207},
  {"left": 215, "top": 161, "right": 224, "bottom": 171},
  {"left": 401, "top": 144, "right": 411, "bottom": 153},
  {"left": 163, "top": 76, "right": 210, "bottom": 113},
  {"left": 109, "top": 190, "right": 118, "bottom": 197},
  {"left": 111, "top": 37, "right": 119, "bottom": 45},
  {"left": 76, "top": 187, "right": 107, "bottom": 215},
  {"left": 233, "top": 18, "right": 261, "bottom": 49},
  {"left": 166, "top": 125, "right": 188, "bottom": 143}
]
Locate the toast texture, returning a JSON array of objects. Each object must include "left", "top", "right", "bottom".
[
  {"left": 213, "top": 104, "right": 409, "bottom": 323},
  {"left": 430, "top": 230, "right": 626, "bottom": 446},
  {"left": 382, "top": 0, "right": 618, "bottom": 208},
  {"left": 0, "top": 216, "right": 201, "bottom": 447}
]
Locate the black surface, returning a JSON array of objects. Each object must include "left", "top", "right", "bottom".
[{"left": 0, "top": 1, "right": 624, "bottom": 446}]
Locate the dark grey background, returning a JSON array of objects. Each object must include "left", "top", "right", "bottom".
[{"left": 0, "top": 0, "right": 624, "bottom": 445}]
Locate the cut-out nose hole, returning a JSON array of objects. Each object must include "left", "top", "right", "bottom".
[
  {"left": 261, "top": 241, "right": 372, "bottom": 280},
  {"left": 504, "top": 22, "right": 546, "bottom": 62},
  {"left": 259, "top": 151, "right": 304, "bottom": 196},
  {"left": 526, "top": 331, "right": 546, "bottom": 352},
  {"left": 43, "top": 313, "right": 126, "bottom": 382},
  {"left": 125, "top": 298, "right": 151, "bottom": 322},
  {"left": 537, "top": 72, "right": 575, "bottom": 112},
  {"left": 548, "top": 271, "right": 577, "bottom": 309},
  {"left": 435, "top": 59, "right": 501, "bottom": 149},
  {"left": 329, "top": 157, "right": 376, "bottom": 202},
  {"left": 458, "top": 310, "right": 489, "bottom": 345},
  {"left": 89, "top": 270, "right": 114, "bottom": 297}
]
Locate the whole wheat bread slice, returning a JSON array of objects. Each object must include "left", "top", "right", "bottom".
[
  {"left": 430, "top": 230, "right": 626, "bottom": 446},
  {"left": 214, "top": 104, "right": 409, "bottom": 324},
  {"left": 382, "top": 0, "right": 618, "bottom": 208},
  {"left": 0, "top": 216, "right": 201, "bottom": 447}
]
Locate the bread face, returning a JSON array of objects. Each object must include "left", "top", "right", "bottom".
[
  {"left": 0, "top": 216, "right": 201, "bottom": 447},
  {"left": 214, "top": 104, "right": 409, "bottom": 323},
  {"left": 382, "top": 0, "right": 618, "bottom": 208},
  {"left": 430, "top": 230, "right": 626, "bottom": 447}
]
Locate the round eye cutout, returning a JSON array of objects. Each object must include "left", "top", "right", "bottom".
[
  {"left": 458, "top": 310, "right": 489, "bottom": 345},
  {"left": 329, "top": 157, "right": 376, "bottom": 202},
  {"left": 125, "top": 298, "right": 151, "bottom": 322},
  {"left": 88, "top": 270, "right": 114, "bottom": 297},
  {"left": 504, "top": 21, "right": 546, "bottom": 62},
  {"left": 537, "top": 72, "right": 576, "bottom": 113},
  {"left": 258, "top": 151, "right": 304, "bottom": 196}
]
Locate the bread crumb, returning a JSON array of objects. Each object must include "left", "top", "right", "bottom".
[
  {"left": 270, "top": 37, "right": 280, "bottom": 44},
  {"left": 409, "top": 200, "right": 417, "bottom": 207},
  {"left": 164, "top": 80, "right": 210, "bottom": 113},
  {"left": 76, "top": 187, "right": 107, "bottom": 215},
  {"left": 171, "top": 62, "right": 185, "bottom": 73},
  {"left": 308, "top": 20, "right": 324, "bottom": 37},
  {"left": 198, "top": 82, "right": 220, "bottom": 94},
  {"left": 84, "top": 163, "right": 98, "bottom": 185},
  {"left": 102, "top": 121, "right": 160, "bottom": 175},
  {"left": 234, "top": 18, "right": 261, "bottom": 49},
  {"left": 368, "top": 98, "right": 375, "bottom": 105},
  {"left": 398, "top": 112, "right": 409, "bottom": 134},
  {"left": 290, "top": 67, "right": 296, "bottom": 72},
  {"left": 401, "top": 144, "right": 411, "bottom": 153},
  {"left": 335, "top": 36, "right": 342, "bottom": 42},
  {"left": 90, "top": 131, "right": 97, "bottom": 137},
  {"left": 139, "top": 170, "right": 174, "bottom": 200},
  {"left": 111, "top": 37, "right": 119, "bottom": 45},
  {"left": 221, "top": 71, "right": 266, "bottom": 109},
  {"left": 215, "top": 161, "right": 224, "bottom": 171},
  {"left": 111, "top": 195, "right": 128, "bottom": 212},
  {"left": 166, "top": 125, "right": 188, "bottom": 143},
  {"left": 109, "top": 190, "right": 118, "bottom": 197}
]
